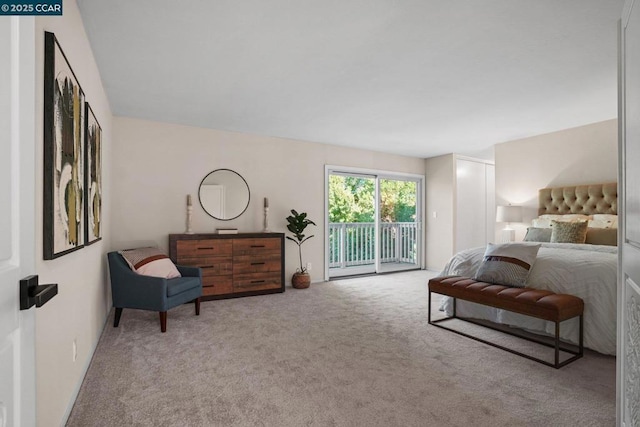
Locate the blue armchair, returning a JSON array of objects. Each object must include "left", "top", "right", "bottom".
[{"left": 107, "top": 251, "right": 203, "bottom": 332}]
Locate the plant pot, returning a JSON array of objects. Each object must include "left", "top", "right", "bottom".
[{"left": 292, "top": 272, "right": 310, "bottom": 289}]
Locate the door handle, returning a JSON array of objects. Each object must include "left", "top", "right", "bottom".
[{"left": 19, "top": 275, "right": 58, "bottom": 310}]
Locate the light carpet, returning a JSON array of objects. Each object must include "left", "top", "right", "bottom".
[{"left": 67, "top": 270, "right": 615, "bottom": 426}]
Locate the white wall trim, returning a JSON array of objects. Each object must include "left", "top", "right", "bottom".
[
  {"left": 623, "top": 0, "right": 635, "bottom": 26},
  {"left": 12, "top": 15, "right": 37, "bottom": 427},
  {"left": 616, "top": 14, "right": 625, "bottom": 427},
  {"left": 326, "top": 164, "right": 425, "bottom": 180}
]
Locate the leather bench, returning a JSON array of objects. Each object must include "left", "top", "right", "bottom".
[{"left": 428, "top": 275, "right": 584, "bottom": 368}]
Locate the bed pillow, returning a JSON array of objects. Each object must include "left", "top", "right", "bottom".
[
  {"left": 474, "top": 243, "right": 541, "bottom": 288},
  {"left": 533, "top": 214, "right": 591, "bottom": 228},
  {"left": 585, "top": 228, "right": 618, "bottom": 246},
  {"left": 119, "top": 247, "right": 181, "bottom": 279},
  {"left": 539, "top": 214, "right": 591, "bottom": 220},
  {"left": 531, "top": 218, "right": 552, "bottom": 228},
  {"left": 593, "top": 214, "right": 618, "bottom": 228},
  {"left": 523, "top": 227, "right": 552, "bottom": 243},
  {"left": 550, "top": 220, "right": 588, "bottom": 244},
  {"left": 588, "top": 219, "right": 614, "bottom": 228}
]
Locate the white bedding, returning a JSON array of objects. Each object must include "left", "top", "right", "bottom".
[{"left": 438, "top": 243, "right": 617, "bottom": 355}]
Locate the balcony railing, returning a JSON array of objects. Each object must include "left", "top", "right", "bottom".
[{"left": 328, "top": 222, "right": 419, "bottom": 269}]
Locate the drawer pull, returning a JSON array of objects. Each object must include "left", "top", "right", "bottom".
[
  {"left": 250, "top": 280, "right": 265, "bottom": 284},
  {"left": 201, "top": 265, "right": 214, "bottom": 269},
  {"left": 250, "top": 245, "right": 265, "bottom": 248},
  {"left": 251, "top": 262, "right": 265, "bottom": 266},
  {"left": 198, "top": 247, "right": 214, "bottom": 250}
]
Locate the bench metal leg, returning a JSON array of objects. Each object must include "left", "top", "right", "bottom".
[
  {"left": 427, "top": 290, "right": 583, "bottom": 369},
  {"left": 555, "top": 321, "right": 560, "bottom": 368},
  {"left": 579, "top": 315, "right": 584, "bottom": 357}
]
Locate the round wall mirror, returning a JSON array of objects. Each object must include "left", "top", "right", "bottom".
[{"left": 198, "top": 169, "right": 250, "bottom": 220}]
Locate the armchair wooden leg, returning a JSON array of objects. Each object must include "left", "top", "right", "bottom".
[
  {"left": 159, "top": 311, "right": 167, "bottom": 333},
  {"left": 114, "top": 308, "right": 123, "bottom": 327},
  {"left": 195, "top": 298, "right": 201, "bottom": 316}
]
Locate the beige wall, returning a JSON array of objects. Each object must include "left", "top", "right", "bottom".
[
  {"left": 111, "top": 116, "right": 425, "bottom": 283},
  {"left": 35, "top": 1, "right": 113, "bottom": 425},
  {"left": 495, "top": 119, "right": 618, "bottom": 241}
]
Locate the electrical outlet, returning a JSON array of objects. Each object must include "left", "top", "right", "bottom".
[
  {"left": 306, "top": 262, "right": 312, "bottom": 271},
  {"left": 72, "top": 339, "right": 77, "bottom": 362}
]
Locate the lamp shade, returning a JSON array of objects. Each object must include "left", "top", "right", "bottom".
[{"left": 496, "top": 205, "right": 523, "bottom": 223}]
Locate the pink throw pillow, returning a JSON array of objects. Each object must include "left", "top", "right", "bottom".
[{"left": 119, "top": 247, "right": 181, "bottom": 279}]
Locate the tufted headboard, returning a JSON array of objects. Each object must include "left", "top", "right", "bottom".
[{"left": 538, "top": 183, "right": 618, "bottom": 216}]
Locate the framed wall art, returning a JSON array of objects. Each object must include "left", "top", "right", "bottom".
[
  {"left": 43, "top": 31, "right": 85, "bottom": 259},
  {"left": 84, "top": 102, "right": 102, "bottom": 245}
]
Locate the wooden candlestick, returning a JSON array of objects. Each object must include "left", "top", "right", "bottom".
[
  {"left": 263, "top": 207, "right": 270, "bottom": 233},
  {"left": 186, "top": 195, "right": 194, "bottom": 234}
]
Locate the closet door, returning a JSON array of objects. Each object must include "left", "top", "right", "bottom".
[
  {"left": 485, "top": 164, "right": 496, "bottom": 244},
  {"left": 455, "top": 159, "right": 487, "bottom": 252}
]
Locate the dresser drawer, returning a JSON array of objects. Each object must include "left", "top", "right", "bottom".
[
  {"left": 177, "top": 239, "right": 232, "bottom": 257},
  {"left": 202, "top": 284, "right": 233, "bottom": 297},
  {"left": 202, "top": 275, "right": 233, "bottom": 295},
  {"left": 233, "top": 253, "right": 281, "bottom": 275},
  {"left": 177, "top": 256, "right": 232, "bottom": 276},
  {"left": 199, "top": 262, "right": 233, "bottom": 276},
  {"left": 233, "top": 238, "right": 281, "bottom": 256},
  {"left": 233, "top": 272, "right": 282, "bottom": 292}
]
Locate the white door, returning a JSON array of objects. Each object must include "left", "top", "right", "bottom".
[
  {"left": 455, "top": 159, "right": 487, "bottom": 252},
  {"left": 455, "top": 158, "right": 495, "bottom": 252},
  {"left": 0, "top": 16, "right": 37, "bottom": 427},
  {"left": 377, "top": 176, "right": 422, "bottom": 274},
  {"left": 326, "top": 171, "right": 377, "bottom": 277},
  {"left": 484, "top": 164, "right": 496, "bottom": 244},
  {"left": 619, "top": 2, "right": 640, "bottom": 425}
]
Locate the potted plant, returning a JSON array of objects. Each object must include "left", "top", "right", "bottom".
[{"left": 285, "top": 209, "right": 316, "bottom": 289}]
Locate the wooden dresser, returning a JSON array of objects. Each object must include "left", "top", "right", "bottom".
[{"left": 169, "top": 233, "right": 285, "bottom": 299}]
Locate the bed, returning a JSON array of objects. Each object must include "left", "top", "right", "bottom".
[{"left": 439, "top": 182, "right": 618, "bottom": 355}]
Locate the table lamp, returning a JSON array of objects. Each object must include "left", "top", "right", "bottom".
[{"left": 496, "top": 205, "right": 523, "bottom": 242}]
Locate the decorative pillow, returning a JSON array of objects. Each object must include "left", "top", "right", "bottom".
[
  {"left": 585, "top": 228, "right": 618, "bottom": 246},
  {"left": 119, "top": 247, "right": 181, "bottom": 279},
  {"left": 523, "top": 227, "right": 552, "bottom": 242},
  {"left": 474, "top": 243, "right": 541, "bottom": 288},
  {"left": 593, "top": 214, "right": 618, "bottom": 228},
  {"left": 550, "top": 220, "right": 588, "bottom": 244}
]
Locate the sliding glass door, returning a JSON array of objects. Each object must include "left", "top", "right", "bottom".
[
  {"left": 326, "top": 167, "right": 422, "bottom": 279},
  {"left": 378, "top": 177, "right": 420, "bottom": 273},
  {"left": 327, "top": 172, "right": 377, "bottom": 276}
]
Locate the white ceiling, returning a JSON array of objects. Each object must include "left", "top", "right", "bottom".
[{"left": 77, "top": 0, "right": 623, "bottom": 158}]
